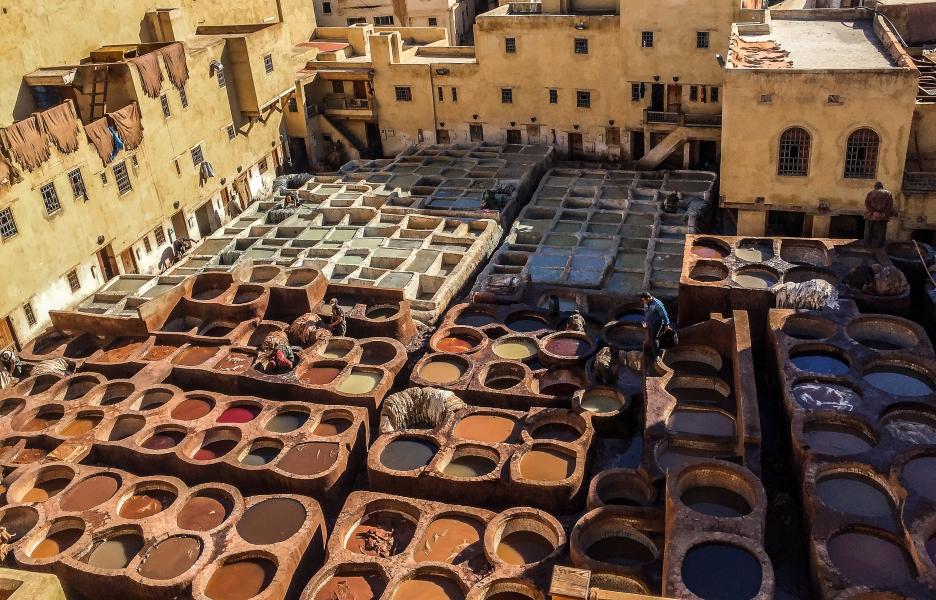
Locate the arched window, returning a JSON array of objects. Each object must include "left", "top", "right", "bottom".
[
  {"left": 844, "top": 128, "right": 880, "bottom": 179},
  {"left": 777, "top": 127, "right": 810, "bottom": 176}
]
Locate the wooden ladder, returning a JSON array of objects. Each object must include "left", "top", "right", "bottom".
[{"left": 88, "top": 65, "right": 109, "bottom": 121}]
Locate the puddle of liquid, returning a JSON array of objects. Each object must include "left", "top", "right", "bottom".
[
  {"left": 581, "top": 391, "right": 622, "bottom": 413},
  {"left": 177, "top": 495, "right": 228, "bottom": 531},
  {"left": 493, "top": 339, "right": 538, "bottom": 360},
  {"left": 901, "top": 456, "right": 936, "bottom": 500},
  {"left": 237, "top": 498, "right": 306, "bottom": 545},
  {"left": 315, "top": 573, "right": 385, "bottom": 600},
  {"left": 443, "top": 455, "right": 497, "bottom": 478},
  {"left": 30, "top": 528, "right": 82, "bottom": 559},
  {"left": 59, "top": 475, "right": 119, "bottom": 511},
  {"left": 380, "top": 439, "right": 437, "bottom": 471},
  {"left": 216, "top": 405, "right": 260, "bottom": 423},
  {"left": 314, "top": 418, "right": 352, "bottom": 436},
  {"left": 204, "top": 558, "right": 275, "bottom": 600},
  {"left": 519, "top": 448, "right": 573, "bottom": 481},
  {"left": 240, "top": 446, "right": 280, "bottom": 466},
  {"left": 496, "top": 530, "right": 553, "bottom": 565},
  {"left": 193, "top": 439, "right": 238, "bottom": 461},
  {"left": 138, "top": 536, "right": 201, "bottom": 580},
  {"left": 419, "top": 359, "right": 465, "bottom": 384},
  {"left": 59, "top": 416, "right": 100, "bottom": 437},
  {"left": 545, "top": 337, "right": 589, "bottom": 357},
  {"left": 338, "top": 371, "right": 381, "bottom": 394},
  {"left": 816, "top": 474, "right": 895, "bottom": 520},
  {"left": 22, "top": 478, "right": 71, "bottom": 502},
  {"left": 392, "top": 575, "right": 464, "bottom": 600},
  {"left": 863, "top": 367, "right": 934, "bottom": 397},
  {"left": 347, "top": 511, "right": 416, "bottom": 557},
  {"left": 300, "top": 367, "right": 341, "bottom": 385},
  {"left": 171, "top": 398, "right": 214, "bottom": 421},
  {"left": 586, "top": 535, "right": 655, "bottom": 566},
  {"left": 532, "top": 423, "right": 581, "bottom": 442},
  {"left": 86, "top": 534, "right": 144, "bottom": 569},
  {"left": 266, "top": 412, "right": 309, "bottom": 433},
  {"left": 142, "top": 431, "right": 185, "bottom": 450},
  {"left": 119, "top": 490, "right": 175, "bottom": 519},
  {"left": 682, "top": 486, "right": 751, "bottom": 517},
  {"left": 803, "top": 424, "right": 872, "bottom": 456},
  {"left": 171, "top": 346, "right": 220, "bottom": 367},
  {"left": 454, "top": 415, "right": 519, "bottom": 443},
  {"left": 414, "top": 516, "right": 484, "bottom": 565},
  {"left": 681, "top": 543, "right": 762, "bottom": 600},
  {"left": 733, "top": 270, "right": 777, "bottom": 289},
  {"left": 791, "top": 353, "right": 849, "bottom": 375},
  {"left": 437, "top": 335, "right": 476, "bottom": 353},
  {"left": 667, "top": 409, "right": 735, "bottom": 437},
  {"left": 277, "top": 441, "right": 340, "bottom": 475},
  {"left": 827, "top": 531, "right": 914, "bottom": 588}
]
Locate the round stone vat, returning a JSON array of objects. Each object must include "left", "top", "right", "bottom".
[
  {"left": 314, "top": 410, "right": 353, "bottom": 437},
  {"left": 791, "top": 379, "right": 862, "bottom": 412},
  {"left": 666, "top": 406, "right": 736, "bottom": 439},
  {"left": 239, "top": 439, "right": 283, "bottom": 467},
  {"left": 310, "top": 566, "right": 387, "bottom": 600},
  {"left": 673, "top": 462, "right": 759, "bottom": 519},
  {"left": 455, "top": 306, "right": 497, "bottom": 328},
  {"left": 237, "top": 498, "right": 306, "bottom": 545},
  {"left": 118, "top": 481, "right": 178, "bottom": 520},
  {"left": 59, "top": 474, "right": 121, "bottom": 512},
  {"left": 732, "top": 266, "right": 778, "bottom": 289},
  {"left": 366, "top": 304, "right": 400, "bottom": 321},
  {"left": 661, "top": 345, "right": 723, "bottom": 376},
  {"left": 346, "top": 502, "right": 419, "bottom": 557},
  {"left": 453, "top": 413, "right": 521, "bottom": 444},
  {"left": 863, "top": 361, "right": 935, "bottom": 397},
  {"left": 478, "top": 579, "right": 544, "bottom": 600},
  {"left": 216, "top": 402, "right": 261, "bottom": 424},
  {"left": 815, "top": 470, "right": 897, "bottom": 522},
  {"left": 360, "top": 341, "right": 398, "bottom": 366},
  {"left": 418, "top": 355, "right": 469, "bottom": 385},
  {"left": 734, "top": 239, "right": 774, "bottom": 262},
  {"left": 537, "top": 368, "right": 587, "bottom": 397},
  {"left": 265, "top": 407, "right": 311, "bottom": 434},
  {"left": 249, "top": 265, "right": 282, "bottom": 283},
  {"left": 390, "top": 570, "right": 465, "bottom": 600},
  {"left": 171, "top": 345, "right": 221, "bottom": 367},
  {"left": 171, "top": 394, "right": 215, "bottom": 421},
  {"left": 578, "top": 387, "right": 628, "bottom": 414},
  {"left": 204, "top": 553, "right": 278, "bottom": 600},
  {"left": 783, "top": 267, "right": 837, "bottom": 286},
  {"left": 590, "top": 470, "right": 657, "bottom": 509},
  {"left": 13, "top": 405, "right": 64, "bottom": 433},
  {"left": 601, "top": 322, "right": 645, "bottom": 351},
  {"left": 689, "top": 261, "right": 729, "bottom": 283},
  {"left": 298, "top": 362, "right": 344, "bottom": 386},
  {"left": 185, "top": 428, "right": 241, "bottom": 462},
  {"left": 104, "top": 415, "right": 147, "bottom": 441},
  {"left": 177, "top": 489, "right": 234, "bottom": 532},
  {"left": 491, "top": 336, "right": 539, "bottom": 361},
  {"left": 486, "top": 508, "right": 564, "bottom": 567},
  {"left": 781, "top": 315, "right": 836, "bottom": 341},
  {"left": 798, "top": 415, "right": 876, "bottom": 457},
  {"left": 413, "top": 513, "right": 486, "bottom": 566},
  {"left": 517, "top": 444, "right": 575, "bottom": 482},
  {"left": 826, "top": 528, "right": 916, "bottom": 588},
  {"left": 83, "top": 528, "right": 145, "bottom": 570},
  {"left": 542, "top": 332, "right": 594, "bottom": 361},
  {"left": 900, "top": 452, "right": 936, "bottom": 501},
  {"left": 691, "top": 238, "right": 730, "bottom": 259},
  {"left": 0, "top": 506, "right": 39, "bottom": 543},
  {"left": 27, "top": 516, "right": 85, "bottom": 560},
  {"left": 380, "top": 437, "right": 438, "bottom": 472},
  {"left": 881, "top": 406, "right": 936, "bottom": 445},
  {"left": 572, "top": 511, "right": 659, "bottom": 569},
  {"left": 0, "top": 397, "right": 25, "bottom": 418},
  {"left": 505, "top": 311, "right": 550, "bottom": 333},
  {"left": 11, "top": 465, "right": 75, "bottom": 503},
  {"left": 15, "top": 374, "right": 59, "bottom": 396},
  {"left": 789, "top": 346, "right": 850, "bottom": 376},
  {"left": 441, "top": 445, "right": 500, "bottom": 478},
  {"left": 93, "top": 381, "right": 136, "bottom": 406},
  {"left": 337, "top": 368, "right": 383, "bottom": 395},
  {"left": 131, "top": 387, "right": 176, "bottom": 411},
  {"left": 285, "top": 268, "right": 321, "bottom": 287},
  {"left": 137, "top": 535, "right": 202, "bottom": 581},
  {"left": 529, "top": 412, "right": 587, "bottom": 443},
  {"left": 317, "top": 338, "right": 353, "bottom": 360},
  {"left": 680, "top": 541, "right": 764, "bottom": 600},
  {"left": 482, "top": 362, "right": 526, "bottom": 391},
  {"left": 846, "top": 317, "right": 918, "bottom": 350},
  {"left": 666, "top": 376, "right": 731, "bottom": 409},
  {"left": 57, "top": 411, "right": 103, "bottom": 438},
  {"left": 780, "top": 239, "right": 829, "bottom": 266},
  {"left": 139, "top": 427, "right": 187, "bottom": 451},
  {"left": 52, "top": 374, "right": 102, "bottom": 402},
  {"left": 277, "top": 441, "right": 339, "bottom": 476}
]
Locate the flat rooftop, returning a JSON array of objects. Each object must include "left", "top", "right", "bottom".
[{"left": 732, "top": 19, "right": 896, "bottom": 70}]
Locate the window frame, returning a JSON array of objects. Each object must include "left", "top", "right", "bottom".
[
  {"left": 501, "top": 88, "right": 513, "bottom": 104},
  {"left": 696, "top": 31, "right": 710, "bottom": 49},
  {"left": 641, "top": 31, "right": 654, "bottom": 48},
  {"left": 143, "top": 236, "right": 152, "bottom": 254},
  {"left": 154, "top": 226, "right": 166, "bottom": 246},
  {"left": 67, "top": 269, "right": 80, "bottom": 292},
  {"left": 67, "top": 168, "right": 86, "bottom": 200},
  {"left": 113, "top": 161, "right": 133, "bottom": 195},
  {"left": 711, "top": 87, "right": 720, "bottom": 103},
  {"left": 322, "top": 1, "right": 332, "bottom": 12},
  {"left": 179, "top": 86, "right": 189, "bottom": 108},
  {"left": 574, "top": 38, "right": 588, "bottom": 54},
  {"left": 191, "top": 144, "right": 204, "bottom": 167},
  {"left": 374, "top": 15, "right": 394, "bottom": 25},
  {"left": 576, "top": 90, "right": 591, "bottom": 108},
  {"left": 217, "top": 67, "right": 226, "bottom": 88},
  {"left": 0, "top": 207, "right": 17, "bottom": 239},
  {"left": 549, "top": 88, "right": 558, "bottom": 104},
  {"left": 438, "top": 86, "right": 444, "bottom": 102},
  {"left": 451, "top": 87, "right": 458, "bottom": 102},
  {"left": 227, "top": 124, "right": 236, "bottom": 141},
  {"left": 631, "top": 83, "right": 641, "bottom": 102},
  {"left": 263, "top": 54, "right": 274, "bottom": 74},
  {"left": 160, "top": 93, "right": 171, "bottom": 119},
  {"left": 23, "top": 302, "right": 36, "bottom": 327},
  {"left": 40, "top": 182, "right": 61, "bottom": 215},
  {"left": 394, "top": 86, "right": 413, "bottom": 102},
  {"left": 346, "top": 17, "right": 366, "bottom": 25},
  {"left": 843, "top": 128, "right": 880, "bottom": 180},
  {"left": 505, "top": 37, "right": 517, "bottom": 54},
  {"left": 777, "top": 127, "right": 812, "bottom": 177}
]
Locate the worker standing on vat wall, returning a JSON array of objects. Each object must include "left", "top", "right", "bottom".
[
  {"left": 641, "top": 292, "right": 675, "bottom": 361},
  {"left": 864, "top": 181, "right": 896, "bottom": 248}
]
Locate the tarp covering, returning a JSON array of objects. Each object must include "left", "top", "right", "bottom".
[
  {"left": 0, "top": 116, "right": 51, "bottom": 172},
  {"left": 37, "top": 101, "right": 80, "bottom": 154},
  {"left": 0, "top": 154, "right": 19, "bottom": 188},
  {"left": 85, "top": 117, "right": 115, "bottom": 165},
  {"left": 109, "top": 102, "right": 143, "bottom": 150},
  {"left": 129, "top": 52, "right": 163, "bottom": 98},
  {"left": 379, "top": 386, "right": 466, "bottom": 434},
  {"left": 158, "top": 42, "right": 189, "bottom": 90}
]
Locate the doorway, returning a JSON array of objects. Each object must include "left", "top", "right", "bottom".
[
  {"left": 568, "top": 132, "right": 584, "bottom": 160},
  {"left": 506, "top": 129, "right": 522, "bottom": 144},
  {"left": 365, "top": 123, "right": 382, "bottom": 157},
  {"left": 119, "top": 248, "right": 138, "bottom": 274},
  {"left": 97, "top": 245, "right": 119, "bottom": 281},
  {"left": 0, "top": 317, "right": 17, "bottom": 351},
  {"left": 469, "top": 124, "right": 483, "bottom": 142},
  {"left": 353, "top": 80, "right": 367, "bottom": 100},
  {"left": 170, "top": 211, "right": 189, "bottom": 241},
  {"left": 667, "top": 84, "right": 682, "bottom": 113},
  {"left": 698, "top": 140, "right": 718, "bottom": 171},
  {"left": 650, "top": 84, "right": 665, "bottom": 112},
  {"left": 288, "top": 136, "right": 309, "bottom": 171},
  {"left": 631, "top": 131, "right": 645, "bottom": 160},
  {"left": 436, "top": 129, "right": 451, "bottom": 144},
  {"left": 194, "top": 202, "right": 214, "bottom": 238}
]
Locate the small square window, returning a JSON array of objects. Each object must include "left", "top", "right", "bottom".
[
  {"left": 179, "top": 86, "right": 189, "bottom": 108},
  {"left": 374, "top": 15, "right": 394, "bottom": 25},
  {"left": 227, "top": 124, "right": 236, "bottom": 140},
  {"left": 451, "top": 87, "right": 458, "bottom": 102},
  {"left": 576, "top": 90, "right": 591, "bottom": 108},
  {"left": 0, "top": 207, "right": 17, "bottom": 239},
  {"left": 505, "top": 37, "right": 516, "bottom": 53},
  {"left": 259, "top": 158, "right": 268, "bottom": 173},
  {"left": 131, "top": 155, "right": 139, "bottom": 168},
  {"left": 100, "top": 172, "right": 108, "bottom": 185},
  {"left": 191, "top": 145, "right": 204, "bottom": 166},
  {"left": 23, "top": 302, "right": 36, "bottom": 327},
  {"left": 331, "top": 80, "right": 344, "bottom": 94},
  {"left": 549, "top": 88, "right": 558, "bottom": 104},
  {"left": 606, "top": 127, "right": 621, "bottom": 146},
  {"left": 40, "top": 182, "right": 61, "bottom": 214},
  {"left": 323, "top": 1, "right": 332, "bottom": 12},
  {"left": 217, "top": 68, "right": 226, "bottom": 88},
  {"left": 154, "top": 226, "right": 166, "bottom": 245},
  {"left": 67, "top": 269, "right": 80, "bottom": 292},
  {"left": 288, "top": 97, "right": 298, "bottom": 112},
  {"left": 631, "top": 83, "right": 641, "bottom": 101},
  {"left": 394, "top": 86, "right": 412, "bottom": 102},
  {"left": 346, "top": 17, "right": 366, "bottom": 25},
  {"left": 113, "top": 162, "right": 132, "bottom": 195},
  {"left": 641, "top": 31, "right": 654, "bottom": 48},
  {"left": 160, "top": 94, "right": 171, "bottom": 119},
  {"left": 574, "top": 38, "right": 588, "bottom": 54},
  {"left": 174, "top": 159, "right": 181, "bottom": 176},
  {"left": 690, "top": 86, "right": 698, "bottom": 102},
  {"left": 697, "top": 31, "right": 709, "bottom": 49},
  {"left": 67, "top": 168, "right": 86, "bottom": 199},
  {"left": 438, "top": 86, "right": 444, "bottom": 102},
  {"left": 711, "top": 87, "right": 720, "bottom": 103},
  {"left": 759, "top": 94, "right": 772, "bottom": 104},
  {"left": 263, "top": 54, "right": 274, "bottom": 74},
  {"left": 143, "top": 236, "right": 152, "bottom": 254},
  {"left": 501, "top": 88, "right": 513, "bottom": 104},
  {"left": 428, "top": 17, "right": 437, "bottom": 26}
]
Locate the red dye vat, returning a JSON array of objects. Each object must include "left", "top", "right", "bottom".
[{"left": 216, "top": 406, "right": 260, "bottom": 424}]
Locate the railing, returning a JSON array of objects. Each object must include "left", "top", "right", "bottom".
[
  {"left": 684, "top": 113, "right": 722, "bottom": 127},
  {"left": 508, "top": 1, "right": 542, "bottom": 14},
  {"left": 645, "top": 109, "right": 721, "bottom": 128},
  {"left": 646, "top": 110, "right": 679, "bottom": 124},
  {"left": 323, "top": 95, "right": 371, "bottom": 110},
  {"left": 903, "top": 172, "right": 936, "bottom": 193}
]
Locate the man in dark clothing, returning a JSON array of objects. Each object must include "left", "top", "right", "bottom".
[
  {"left": 641, "top": 291, "right": 672, "bottom": 360},
  {"left": 864, "top": 182, "right": 895, "bottom": 248},
  {"left": 172, "top": 237, "right": 196, "bottom": 261}
]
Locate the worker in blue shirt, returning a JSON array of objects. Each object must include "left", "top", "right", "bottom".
[{"left": 641, "top": 291, "right": 673, "bottom": 360}]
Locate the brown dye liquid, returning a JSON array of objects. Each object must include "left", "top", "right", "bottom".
[
  {"left": 12, "top": 448, "right": 47, "bottom": 464},
  {"left": 532, "top": 423, "right": 581, "bottom": 442},
  {"left": 420, "top": 359, "right": 465, "bottom": 384},
  {"left": 347, "top": 511, "right": 416, "bottom": 557},
  {"left": 454, "top": 415, "right": 519, "bottom": 443},
  {"left": 816, "top": 474, "right": 895, "bottom": 520},
  {"left": 443, "top": 455, "right": 497, "bottom": 478},
  {"left": 59, "top": 416, "right": 100, "bottom": 437},
  {"left": 519, "top": 448, "right": 573, "bottom": 481},
  {"left": 437, "top": 335, "right": 475, "bottom": 353},
  {"left": 144, "top": 345, "right": 178, "bottom": 361},
  {"left": 22, "top": 478, "right": 71, "bottom": 502},
  {"left": 901, "top": 456, "right": 936, "bottom": 500},
  {"left": 172, "top": 346, "right": 220, "bottom": 366},
  {"left": 215, "top": 353, "right": 251, "bottom": 373},
  {"left": 667, "top": 409, "right": 735, "bottom": 437},
  {"left": 205, "top": 559, "right": 275, "bottom": 600},
  {"left": 300, "top": 367, "right": 341, "bottom": 385},
  {"left": 393, "top": 575, "right": 464, "bottom": 600},
  {"left": 177, "top": 495, "right": 228, "bottom": 531},
  {"left": 86, "top": 534, "right": 144, "bottom": 569},
  {"left": 496, "top": 530, "right": 553, "bottom": 565},
  {"left": 586, "top": 535, "right": 655, "bottom": 566},
  {"left": 119, "top": 490, "right": 175, "bottom": 519},
  {"left": 277, "top": 442, "right": 339, "bottom": 475},
  {"left": 827, "top": 531, "right": 914, "bottom": 588},
  {"left": 236, "top": 498, "right": 306, "bottom": 545},
  {"left": 803, "top": 425, "right": 872, "bottom": 456},
  {"left": 315, "top": 573, "right": 385, "bottom": 600},
  {"left": 171, "top": 398, "right": 214, "bottom": 420},
  {"left": 138, "top": 536, "right": 201, "bottom": 580},
  {"left": 360, "top": 342, "right": 396, "bottom": 365},
  {"left": 414, "top": 516, "right": 484, "bottom": 565},
  {"left": 20, "top": 412, "right": 60, "bottom": 432},
  {"left": 59, "top": 475, "right": 119, "bottom": 511},
  {"left": 314, "top": 418, "right": 351, "bottom": 436},
  {"left": 99, "top": 341, "right": 144, "bottom": 363},
  {"left": 30, "top": 529, "right": 83, "bottom": 559}
]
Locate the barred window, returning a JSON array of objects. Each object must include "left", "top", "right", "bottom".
[
  {"left": 346, "top": 17, "right": 365, "bottom": 25},
  {"left": 428, "top": 17, "right": 437, "bottom": 26},
  {"left": 67, "top": 269, "right": 80, "bottom": 292},
  {"left": 549, "top": 89, "right": 558, "bottom": 104},
  {"left": 690, "top": 86, "right": 698, "bottom": 102},
  {"left": 438, "top": 86, "right": 444, "bottom": 102},
  {"left": 505, "top": 37, "right": 516, "bottom": 53},
  {"left": 160, "top": 94, "right": 171, "bottom": 119},
  {"left": 227, "top": 124, "right": 236, "bottom": 141},
  {"left": 501, "top": 88, "right": 513, "bottom": 104},
  {"left": 154, "top": 226, "right": 166, "bottom": 245},
  {"left": 777, "top": 127, "right": 811, "bottom": 177},
  {"left": 40, "top": 182, "right": 61, "bottom": 214},
  {"left": 844, "top": 128, "right": 880, "bottom": 179},
  {"left": 631, "top": 83, "right": 641, "bottom": 102},
  {"left": 374, "top": 15, "right": 394, "bottom": 25},
  {"left": 0, "top": 207, "right": 17, "bottom": 239},
  {"left": 191, "top": 145, "right": 204, "bottom": 166},
  {"left": 323, "top": 2, "right": 332, "bottom": 13},
  {"left": 259, "top": 158, "right": 268, "bottom": 173},
  {"left": 574, "top": 38, "right": 588, "bottom": 54},
  {"left": 179, "top": 86, "right": 189, "bottom": 108},
  {"left": 217, "top": 68, "right": 226, "bottom": 88},
  {"left": 576, "top": 90, "right": 591, "bottom": 108},
  {"left": 24, "top": 303, "right": 36, "bottom": 327},
  {"left": 68, "top": 168, "right": 86, "bottom": 199},
  {"left": 711, "top": 87, "right": 720, "bottom": 102},
  {"left": 143, "top": 236, "right": 152, "bottom": 254},
  {"left": 394, "top": 86, "right": 412, "bottom": 102},
  {"left": 697, "top": 31, "right": 710, "bottom": 49},
  {"left": 451, "top": 87, "right": 458, "bottom": 102},
  {"left": 641, "top": 31, "right": 654, "bottom": 48},
  {"left": 263, "top": 54, "right": 274, "bottom": 74},
  {"left": 113, "top": 161, "right": 132, "bottom": 195},
  {"left": 606, "top": 127, "right": 621, "bottom": 146}
]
